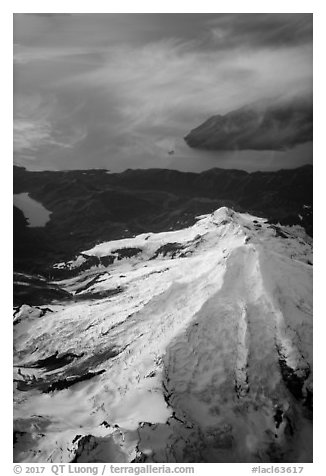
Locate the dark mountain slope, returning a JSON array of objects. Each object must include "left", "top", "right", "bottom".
[{"left": 13, "top": 165, "right": 312, "bottom": 277}]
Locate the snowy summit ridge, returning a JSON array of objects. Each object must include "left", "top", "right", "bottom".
[{"left": 14, "top": 207, "right": 313, "bottom": 463}]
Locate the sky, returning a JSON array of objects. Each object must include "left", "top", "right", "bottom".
[{"left": 13, "top": 13, "right": 313, "bottom": 172}]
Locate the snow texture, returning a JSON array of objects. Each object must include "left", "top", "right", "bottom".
[{"left": 14, "top": 207, "right": 312, "bottom": 463}]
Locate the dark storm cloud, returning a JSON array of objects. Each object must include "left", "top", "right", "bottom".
[
  {"left": 208, "top": 13, "right": 312, "bottom": 50},
  {"left": 185, "top": 95, "right": 313, "bottom": 151}
]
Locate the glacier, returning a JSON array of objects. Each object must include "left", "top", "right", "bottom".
[{"left": 13, "top": 207, "right": 313, "bottom": 463}]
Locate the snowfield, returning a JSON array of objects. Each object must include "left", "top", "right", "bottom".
[{"left": 13, "top": 207, "right": 312, "bottom": 463}]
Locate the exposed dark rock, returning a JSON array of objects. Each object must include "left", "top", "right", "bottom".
[
  {"left": 235, "top": 375, "right": 249, "bottom": 398},
  {"left": 72, "top": 434, "right": 83, "bottom": 444},
  {"left": 70, "top": 435, "right": 97, "bottom": 463},
  {"left": 13, "top": 430, "right": 26, "bottom": 445},
  {"left": 112, "top": 247, "right": 142, "bottom": 259},
  {"left": 100, "top": 421, "right": 110, "bottom": 428},
  {"left": 75, "top": 273, "right": 107, "bottom": 294},
  {"left": 304, "top": 388, "right": 313, "bottom": 412},
  {"left": 278, "top": 355, "right": 310, "bottom": 401},
  {"left": 13, "top": 272, "right": 72, "bottom": 306},
  {"left": 44, "top": 369, "right": 106, "bottom": 393},
  {"left": 67, "top": 347, "right": 121, "bottom": 374},
  {"left": 75, "top": 285, "right": 124, "bottom": 301},
  {"left": 151, "top": 242, "right": 185, "bottom": 260},
  {"left": 269, "top": 225, "right": 290, "bottom": 239},
  {"left": 51, "top": 255, "right": 116, "bottom": 280},
  {"left": 274, "top": 407, "right": 284, "bottom": 429},
  {"left": 131, "top": 451, "right": 148, "bottom": 463},
  {"left": 16, "top": 347, "right": 122, "bottom": 393},
  {"left": 146, "top": 371, "right": 156, "bottom": 378},
  {"left": 17, "top": 351, "right": 83, "bottom": 372}
]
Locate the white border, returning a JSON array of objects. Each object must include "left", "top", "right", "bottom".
[{"left": 3, "top": 3, "right": 324, "bottom": 474}]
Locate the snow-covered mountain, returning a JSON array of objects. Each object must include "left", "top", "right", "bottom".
[{"left": 13, "top": 207, "right": 312, "bottom": 463}]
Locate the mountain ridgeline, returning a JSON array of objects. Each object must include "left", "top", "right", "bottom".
[
  {"left": 13, "top": 165, "right": 312, "bottom": 277},
  {"left": 14, "top": 207, "right": 313, "bottom": 463}
]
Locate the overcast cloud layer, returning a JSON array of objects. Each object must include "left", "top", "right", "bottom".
[{"left": 13, "top": 13, "right": 313, "bottom": 172}]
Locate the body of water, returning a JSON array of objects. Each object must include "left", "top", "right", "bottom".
[{"left": 13, "top": 193, "right": 51, "bottom": 227}]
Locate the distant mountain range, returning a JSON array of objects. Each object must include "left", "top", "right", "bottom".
[
  {"left": 184, "top": 98, "right": 312, "bottom": 151},
  {"left": 13, "top": 165, "right": 312, "bottom": 278}
]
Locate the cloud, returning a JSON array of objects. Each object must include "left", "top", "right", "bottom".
[
  {"left": 67, "top": 38, "right": 312, "bottom": 133},
  {"left": 13, "top": 44, "right": 100, "bottom": 65},
  {"left": 13, "top": 92, "right": 87, "bottom": 155},
  {"left": 13, "top": 119, "right": 87, "bottom": 154},
  {"left": 207, "top": 13, "right": 312, "bottom": 50},
  {"left": 14, "top": 119, "right": 53, "bottom": 152},
  {"left": 13, "top": 14, "right": 313, "bottom": 171},
  {"left": 184, "top": 95, "right": 313, "bottom": 151}
]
